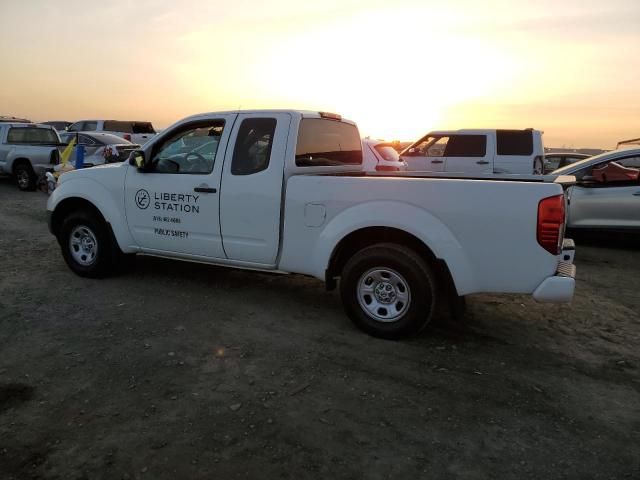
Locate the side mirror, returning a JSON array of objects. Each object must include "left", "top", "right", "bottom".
[
  {"left": 129, "top": 150, "right": 147, "bottom": 170},
  {"left": 408, "top": 148, "right": 416, "bottom": 154},
  {"left": 578, "top": 175, "right": 595, "bottom": 185}
]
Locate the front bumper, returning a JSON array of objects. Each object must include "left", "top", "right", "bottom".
[{"left": 532, "top": 259, "right": 576, "bottom": 303}]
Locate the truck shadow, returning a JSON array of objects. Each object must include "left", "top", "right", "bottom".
[{"left": 129, "top": 255, "right": 507, "bottom": 346}]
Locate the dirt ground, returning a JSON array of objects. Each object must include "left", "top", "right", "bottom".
[{"left": 0, "top": 176, "right": 639, "bottom": 480}]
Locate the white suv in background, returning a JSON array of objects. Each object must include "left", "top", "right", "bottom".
[
  {"left": 67, "top": 120, "right": 157, "bottom": 145},
  {"left": 401, "top": 129, "right": 545, "bottom": 175}
]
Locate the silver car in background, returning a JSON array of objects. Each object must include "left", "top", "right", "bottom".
[
  {"left": 553, "top": 148, "right": 640, "bottom": 230},
  {"left": 59, "top": 132, "right": 140, "bottom": 167}
]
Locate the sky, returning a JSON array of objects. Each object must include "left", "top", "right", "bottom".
[{"left": 0, "top": 0, "right": 638, "bottom": 148}]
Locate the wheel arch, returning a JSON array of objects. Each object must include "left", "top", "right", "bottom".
[
  {"left": 11, "top": 157, "right": 32, "bottom": 173},
  {"left": 312, "top": 201, "right": 477, "bottom": 296},
  {"left": 326, "top": 227, "right": 457, "bottom": 295},
  {"left": 50, "top": 197, "right": 106, "bottom": 237},
  {"left": 48, "top": 178, "right": 135, "bottom": 252}
]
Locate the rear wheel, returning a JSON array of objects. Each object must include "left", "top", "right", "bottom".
[
  {"left": 533, "top": 157, "right": 544, "bottom": 175},
  {"left": 14, "top": 161, "right": 37, "bottom": 191},
  {"left": 340, "top": 243, "right": 439, "bottom": 339},
  {"left": 58, "top": 210, "right": 116, "bottom": 278}
]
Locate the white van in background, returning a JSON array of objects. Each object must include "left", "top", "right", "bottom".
[
  {"left": 67, "top": 120, "right": 157, "bottom": 145},
  {"left": 401, "top": 129, "right": 545, "bottom": 175}
]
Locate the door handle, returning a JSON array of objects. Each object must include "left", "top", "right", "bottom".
[
  {"left": 476, "top": 160, "right": 490, "bottom": 165},
  {"left": 431, "top": 159, "right": 443, "bottom": 164},
  {"left": 194, "top": 186, "right": 217, "bottom": 193},
  {"left": 633, "top": 191, "right": 640, "bottom": 196}
]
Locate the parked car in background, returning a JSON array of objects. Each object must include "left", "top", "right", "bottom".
[
  {"left": 59, "top": 132, "right": 140, "bottom": 167},
  {"left": 401, "top": 129, "right": 545, "bottom": 175},
  {"left": 43, "top": 121, "right": 72, "bottom": 132},
  {"left": 544, "top": 152, "right": 590, "bottom": 174},
  {"left": 552, "top": 148, "right": 640, "bottom": 230},
  {"left": 0, "top": 123, "right": 61, "bottom": 190},
  {"left": 0, "top": 115, "right": 31, "bottom": 124},
  {"left": 362, "top": 139, "right": 407, "bottom": 172},
  {"left": 67, "top": 120, "right": 157, "bottom": 145}
]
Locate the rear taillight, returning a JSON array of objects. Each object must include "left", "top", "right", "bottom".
[
  {"left": 123, "top": 134, "right": 132, "bottom": 141},
  {"left": 375, "top": 165, "right": 400, "bottom": 172},
  {"left": 537, "top": 194, "right": 565, "bottom": 255}
]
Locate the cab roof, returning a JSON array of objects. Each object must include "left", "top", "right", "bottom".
[
  {"left": 426, "top": 128, "right": 541, "bottom": 135},
  {"left": 181, "top": 110, "right": 356, "bottom": 126}
]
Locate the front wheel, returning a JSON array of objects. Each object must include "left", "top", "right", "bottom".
[
  {"left": 58, "top": 210, "right": 116, "bottom": 278},
  {"left": 340, "top": 243, "right": 439, "bottom": 339}
]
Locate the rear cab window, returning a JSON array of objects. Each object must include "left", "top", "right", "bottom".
[
  {"left": 296, "top": 119, "right": 362, "bottom": 167},
  {"left": 7, "top": 127, "right": 59, "bottom": 144}
]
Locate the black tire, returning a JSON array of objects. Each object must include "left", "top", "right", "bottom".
[
  {"left": 533, "top": 158, "right": 544, "bottom": 175},
  {"left": 13, "top": 161, "right": 37, "bottom": 191},
  {"left": 339, "top": 243, "right": 439, "bottom": 339},
  {"left": 58, "top": 209, "right": 116, "bottom": 278}
]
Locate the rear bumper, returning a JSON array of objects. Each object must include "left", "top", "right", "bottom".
[{"left": 533, "top": 260, "right": 576, "bottom": 303}]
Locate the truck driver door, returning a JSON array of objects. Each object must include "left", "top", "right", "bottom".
[{"left": 124, "top": 114, "right": 237, "bottom": 258}]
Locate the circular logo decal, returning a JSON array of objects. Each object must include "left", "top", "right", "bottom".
[{"left": 135, "top": 189, "right": 150, "bottom": 209}]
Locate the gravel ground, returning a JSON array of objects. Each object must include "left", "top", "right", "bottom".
[{"left": 0, "top": 176, "right": 639, "bottom": 479}]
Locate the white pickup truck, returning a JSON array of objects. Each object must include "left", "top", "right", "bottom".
[
  {"left": 47, "top": 110, "right": 576, "bottom": 339},
  {"left": 0, "top": 122, "right": 62, "bottom": 190}
]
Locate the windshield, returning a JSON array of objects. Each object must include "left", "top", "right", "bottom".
[{"left": 553, "top": 150, "right": 617, "bottom": 174}]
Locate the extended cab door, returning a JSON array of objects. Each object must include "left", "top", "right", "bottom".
[
  {"left": 219, "top": 112, "right": 292, "bottom": 265},
  {"left": 124, "top": 114, "right": 237, "bottom": 257},
  {"left": 442, "top": 134, "right": 492, "bottom": 174}
]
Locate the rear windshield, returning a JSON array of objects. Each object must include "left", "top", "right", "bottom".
[
  {"left": 496, "top": 130, "right": 533, "bottom": 156},
  {"left": 95, "top": 133, "right": 135, "bottom": 144},
  {"left": 374, "top": 144, "right": 401, "bottom": 162},
  {"left": 104, "top": 121, "right": 155, "bottom": 134},
  {"left": 296, "top": 119, "right": 362, "bottom": 167},
  {"left": 7, "top": 127, "right": 59, "bottom": 144}
]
